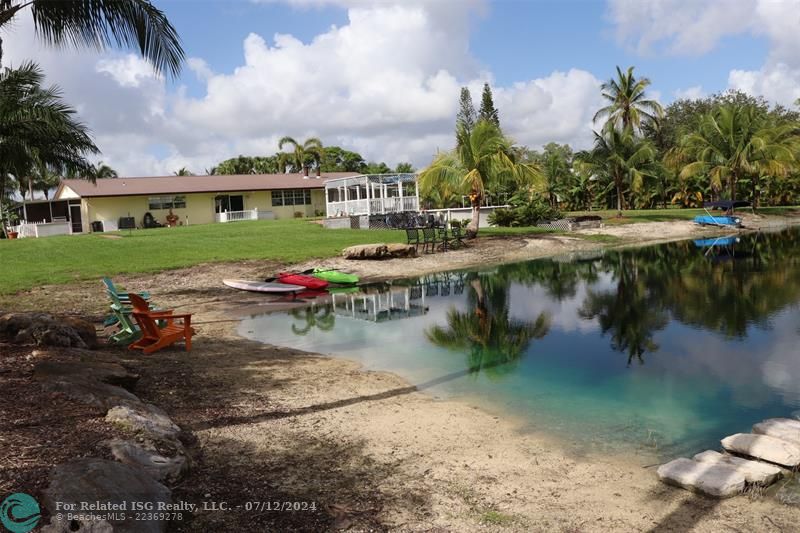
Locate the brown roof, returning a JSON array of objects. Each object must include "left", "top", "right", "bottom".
[{"left": 57, "top": 172, "right": 359, "bottom": 198}]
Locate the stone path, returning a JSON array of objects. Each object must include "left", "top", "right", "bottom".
[{"left": 658, "top": 417, "right": 800, "bottom": 498}]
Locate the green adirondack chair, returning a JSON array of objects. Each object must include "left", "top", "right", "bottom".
[
  {"left": 108, "top": 303, "right": 142, "bottom": 344},
  {"left": 103, "top": 277, "right": 150, "bottom": 303}
]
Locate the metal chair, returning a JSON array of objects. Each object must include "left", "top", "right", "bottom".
[
  {"left": 422, "top": 227, "right": 438, "bottom": 253},
  {"left": 406, "top": 228, "right": 420, "bottom": 251}
]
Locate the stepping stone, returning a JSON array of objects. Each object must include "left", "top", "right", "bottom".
[
  {"left": 693, "top": 450, "right": 783, "bottom": 485},
  {"left": 721, "top": 433, "right": 800, "bottom": 468},
  {"left": 657, "top": 458, "right": 746, "bottom": 498},
  {"left": 753, "top": 418, "right": 800, "bottom": 447}
]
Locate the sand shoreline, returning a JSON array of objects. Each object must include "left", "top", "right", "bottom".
[{"left": 5, "top": 217, "right": 800, "bottom": 531}]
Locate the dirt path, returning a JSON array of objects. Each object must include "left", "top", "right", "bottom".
[{"left": 4, "top": 218, "right": 800, "bottom": 531}]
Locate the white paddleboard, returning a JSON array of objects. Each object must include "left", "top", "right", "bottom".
[{"left": 223, "top": 279, "right": 305, "bottom": 293}]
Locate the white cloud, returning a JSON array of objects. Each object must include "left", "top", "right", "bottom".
[
  {"left": 608, "top": 0, "right": 800, "bottom": 107},
  {"left": 673, "top": 85, "right": 705, "bottom": 100},
  {"left": 1, "top": 1, "right": 601, "bottom": 176}
]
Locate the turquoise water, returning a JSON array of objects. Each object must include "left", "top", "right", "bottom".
[{"left": 238, "top": 229, "right": 800, "bottom": 459}]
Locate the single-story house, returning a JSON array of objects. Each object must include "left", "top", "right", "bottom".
[{"left": 52, "top": 171, "right": 358, "bottom": 233}]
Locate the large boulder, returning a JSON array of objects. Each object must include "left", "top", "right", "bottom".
[
  {"left": 0, "top": 312, "right": 96, "bottom": 348},
  {"left": 106, "top": 439, "right": 188, "bottom": 483},
  {"left": 752, "top": 418, "right": 800, "bottom": 447},
  {"left": 35, "top": 360, "right": 140, "bottom": 391},
  {"left": 721, "top": 433, "right": 800, "bottom": 468},
  {"left": 42, "top": 458, "right": 171, "bottom": 533},
  {"left": 106, "top": 404, "right": 181, "bottom": 442},
  {"left": 657, "top": 457, "right": 746, "bottom": 498},
  {"left": 692, "top": 450, "right": 783, "bottom": 485},
  {"left": 342, "top": 244, "right": 390, "bottom": 259}
]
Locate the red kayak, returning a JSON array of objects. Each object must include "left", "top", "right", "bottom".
[{"left": 276, "top": 272, "right": 329, "bottom": 290}]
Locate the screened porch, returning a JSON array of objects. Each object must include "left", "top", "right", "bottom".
[{"left": 325, "top": 174, "right": 419, "bottom": 217}]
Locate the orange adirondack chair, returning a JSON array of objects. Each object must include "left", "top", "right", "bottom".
[{"left": 127, "top": 294, "right": 194, "bottom": 354}]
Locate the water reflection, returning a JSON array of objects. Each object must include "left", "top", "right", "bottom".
[{"left": 239, "top": 228, "right": 800, "bottom": 455}]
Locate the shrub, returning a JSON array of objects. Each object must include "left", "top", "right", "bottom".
[
  {"left": 293, "top": 211, "right": 304, "bottom": 218},
  {"left": 487, "top": 195, "right": 562, "bottom": 227},
  {"left": 449, "top": 219, "right": 463, "bottom": 229}
]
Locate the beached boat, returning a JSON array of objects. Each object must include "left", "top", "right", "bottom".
[
  {"left": 693, "top": 200, "right": 749, "bottom": 228},
  {"left": 223, "top": 279, "right": 304, "bottom": 293},
  {"left": 311, "top": 268, "right": 359, "bottom": 285},
  {"left": 276, "top": 272, "right": 329, "bottom": 290}
]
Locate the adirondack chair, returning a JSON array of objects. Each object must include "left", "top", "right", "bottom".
[
  {"left": 127, "top": 294, "right": 193, "bottom": 354},
  {"left": 102, "top": 277, "right": 151, "bottom": 303},
  {"left": 107, "top": 303, "right": 142, "bottom": 345}
]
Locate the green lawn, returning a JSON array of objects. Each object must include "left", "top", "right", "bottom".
[{"left": 0, "top": 220, "right": 405, "bottom": 295}]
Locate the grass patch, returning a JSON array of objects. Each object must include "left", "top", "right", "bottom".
[
  {"left": 573, "top": 233, "right": 624, "bottom": 245},
  {"left": 0, "top": 219, "right": 405, "bottom": 295},
  {"left": 479, "top": 510, "right": 520, "bottom": 527}
]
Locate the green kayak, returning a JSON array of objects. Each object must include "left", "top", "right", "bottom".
[{"left": 311, "top": 268, "right": 359, "bottom": 285}]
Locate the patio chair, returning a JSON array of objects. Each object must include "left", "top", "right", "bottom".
[
  {"left": 107, "top": 303, "right": 142, "bottom": 345},
  {"left": 102, "top": 277, "right": 150, "bottom": 303},
  {"left": 406, "top": 228, "right": 421, "bottom": 252},
  {"left": 422, "top": 227, "right": 438, "bottom": 253},
  {"left": 450, "top": 226, "right": 467, "bottom": 249},
  {"left": 437, "top": 227, "right": 451, "bottom": 252},
  {"left": 127, "top": 294, "right": 194, "bottom": 354}
]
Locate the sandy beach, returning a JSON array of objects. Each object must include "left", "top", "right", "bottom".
[{"left": 4, "top": 218, "right": 800, "bottom": 532}]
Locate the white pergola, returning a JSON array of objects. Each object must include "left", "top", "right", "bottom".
[{"left": 325, "top": 173, "right": 419, "bottom": 217}]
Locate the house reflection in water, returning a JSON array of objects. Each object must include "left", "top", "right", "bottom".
[{"left": 331, "top": 273, "right": 465, "bottom": 322}]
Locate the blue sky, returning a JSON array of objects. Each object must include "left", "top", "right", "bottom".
[{"left": 5, "top": 0, "right": 798, "bottom": 175}]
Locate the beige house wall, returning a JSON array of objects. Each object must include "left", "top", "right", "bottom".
[{"left": 79, "top": 189, "right": 323, "bottom": 231}]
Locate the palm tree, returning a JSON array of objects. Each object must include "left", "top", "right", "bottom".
[
  {"left": 0, "top": 0, "right": 184, "bottom": 77},
  {"left": 92, "top": 163, "right": 118, "bottom": 179},
  {"left": 675, "top": 104, "right": 799, "bottom": 202},
  {"left": 576, "top": 127, "right": 656, "bottom": 215},
  {"left": 0, "top": 62, "right": 97, "bottom": 203},
  {"left": 539, "top": 145, "right": 571, "bottom": 208},
  {"left": 593, "top": 66, "right": 663, "bottom": 132},
  {"left": 290, "top": 306, "right": 335, "bottom": 335},
  {"left": 418, "top": 121, "right": 541, "bottom": 238},
  {"left": 173, "top": 167, "right": 192, "bottom": 176},
  {"left": 278, "top": 137, "right": 324, "bottom": 173}
]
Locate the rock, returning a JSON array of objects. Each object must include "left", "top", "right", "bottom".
[
  {"left": 657, "top": 458, "right": 746, "bottom": 498},
  {"left": 342, "top": 244, "right": 389, "bottom": 259},
  {"left": 385, "top": 243, "right": 417, "bottom": 257},
  {"left": 753, "top": 418, "right": 800, "bottom": 447},
  {"left": 42, "top": 458, "right": 170, "bottom": 533},
  {"left": 42, "top": 375, "right": 141, "bottom": 410},
  {"left": 106, "top": 439, "right": 188, "bottom": 483},
  {"left": 0, "top": 312, "right": 92, "bottom": 348},
  {"left": 692, "top": 450, "right": 783, "bottom": 485},
  {"left": 792, "top": 410, "right": 800, "bottom": 421},
  {"left": 106, "top": 404, "right": 181, "bottom": 442},
  {"left": 775, "top": 475, "right": 800, "bottom": 507},
  {"left": 60, "top": 316, "right": 98, "bottom": 348},
  {"left": 35, "top": 360, "right": 140, "bottom": 391},
  {"left": 721, "top": 433, "right": 800, "bottom": 468}
]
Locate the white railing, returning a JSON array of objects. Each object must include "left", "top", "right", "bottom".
[
  {"left": 8, "top": 220, "right": 72, "bottom": 238},
  {"left": 327, "top": 196, "right": 418, "bottom": 217},
  {"left": 215, "top": 208, "right": 269, "bottom": 223}
]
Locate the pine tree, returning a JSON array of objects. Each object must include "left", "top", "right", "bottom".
[
  {"left": 478, "top": 82, "right": 500, "bottom": 128},
  {"left": 456, "top": 87, "right": 476, "bottom": 134}
]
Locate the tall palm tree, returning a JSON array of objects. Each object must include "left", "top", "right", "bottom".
[
  {"left": 0, "top": 0, "right": 184, "bottom": 77},
  {"left": 418, "top": 121, "right": 542, "bottom": 238},
  {"left": 576, "top": 127, "right": 656, "bottom": 215},
  {"left": 676, "top": 104, "right": 799, "bottom": 202},
  {"left": 278, "top": 136, "right": 324, "bottom": 173},
  {"left": 593, "top": 66, "right": 663, "bottom": 132},
  {"left": 173, "top": 167, "right": 192, "bottom": 176},
  {"left": 539, "top": 146, "right": 571, "bottom": 208},
  {"left": 0, "top": 62, "right": 96, "bottom": 234},
  {"left": 92, "top": 163, "right": 118, "bottom": 179}
]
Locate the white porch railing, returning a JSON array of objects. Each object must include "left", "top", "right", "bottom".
[
  {"left": 215, "top": 208, "right": 273, "bottom": 223},
  {"left": 9, "top": 220, "right": 72, "bottom": 238},
  {"left": 328, "top": 196, "right": 418, "bottom": 217}
]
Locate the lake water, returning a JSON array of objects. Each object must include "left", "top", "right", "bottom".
[{"left": 239, "top": 228, "right": 800, "bottom": 460}]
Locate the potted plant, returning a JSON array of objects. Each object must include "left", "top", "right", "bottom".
[{"left": 1, "top": 203, "right": 19, "bottom": 239}]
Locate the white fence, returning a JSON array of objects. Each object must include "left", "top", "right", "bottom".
[
  {"left": 426, "top": 205, "right": 510, "bottom": 227},
  {"left": 214, "top": 208, "right": 274, "bottom": 223},
  {"left": 328, "top": 196, "right": 418, "bottom": 217},
  {"left": 8, "top": 220, "right": 72, "bottom": 238}
]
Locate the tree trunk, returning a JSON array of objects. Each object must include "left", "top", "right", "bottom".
[
  {"left": 466, "top": 195, "right": 481, "bottom": 239},
  {"left": 729, "top": 172, "right": 737, "bottom": 201},
  {"left": 615, "top": 178, "right": 623, "bottom": 217}
]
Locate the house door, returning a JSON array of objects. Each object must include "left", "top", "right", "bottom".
[
  {"left": 69, "top": 204, "right": 82, "bottom": 233},
  {"left": 214, "top": 195, "right": 245, "bottom": 213}
]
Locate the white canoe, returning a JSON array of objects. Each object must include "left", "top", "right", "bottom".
[{"left": 223, "top": 279, "right": 305, "bottom": 293}]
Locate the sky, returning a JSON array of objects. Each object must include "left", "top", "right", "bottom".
[{"left": 3, "top": 0, "right": 800, "bottom": 176}]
